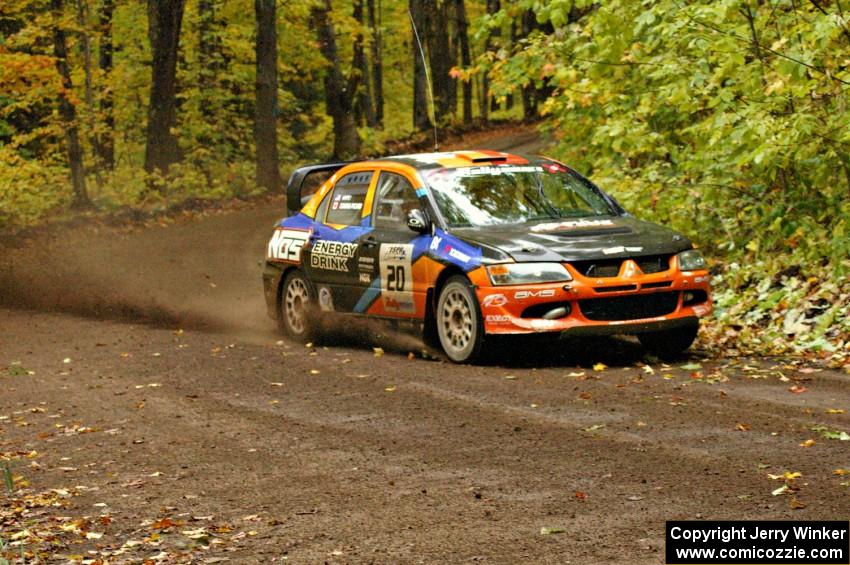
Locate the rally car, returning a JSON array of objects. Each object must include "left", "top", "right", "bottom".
[{"left": 262, "top": 150, "right": 712, "bottom": 363}]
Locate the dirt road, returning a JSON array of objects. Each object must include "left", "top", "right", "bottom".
[{"left": 1, "top": 130, "right": 848, "bottom": 563}]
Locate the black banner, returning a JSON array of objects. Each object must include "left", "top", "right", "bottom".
[{"left": 666, "top": 521, "right": 849, "bottom": 564}]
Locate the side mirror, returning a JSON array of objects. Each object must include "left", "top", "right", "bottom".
[{"left": 406, "top": 209, "right": 430, "bottom": 234}]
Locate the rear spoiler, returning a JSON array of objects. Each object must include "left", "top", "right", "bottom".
[{"left": 285, "top": 162, "right": 349, "bottom": 216}]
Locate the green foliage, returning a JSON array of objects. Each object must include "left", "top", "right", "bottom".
[
  {"left": 482, "top": 0, "right": 850, "bottom": 356},
  {"left": 487, "top": 0, "right": 850, "bottom": 267},
  {"left": 1, "top": 0, "right": 498, "bottom": 227}
]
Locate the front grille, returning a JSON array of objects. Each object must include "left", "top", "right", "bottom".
[
  {"left": 635, "top": 255, "right": 671, "bottom": 274},
  {"left": 572, "top": 259, "right": 622, "bottom": 278},
  {"left": 570, "top": 254, "right": 672, "bottom": 278},
  {"left": 579, "top": 292, "right": 679, "bottom": 321}
]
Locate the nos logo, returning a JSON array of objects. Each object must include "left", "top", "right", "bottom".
[{"left": 268, "top": 229, "right": 310, "bottom": 262}]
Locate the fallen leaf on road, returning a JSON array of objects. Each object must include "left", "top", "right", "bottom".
[
  {"left": 626, "top": 495, "right": 644, "bottom": 501},
  {"left": 309, "top": 369, "right": 320, "bottom": 375},
  {"left": 540, "top": 526, "right": 566, "bottom": 535},
  {"left": 567, "top": 371, "right": 585, "bottom": 378},
  {"left": 269, "top": 382, "right": 284, "bottom": 387},
  {"left": 642, "top": 365, "right": 654, "bottom": 375},
  {"left": 772, "top": 485, "right": 791, "bottom": 496},
  {"left": 680, "top": 362, "right": 702, "bottom": 371},
  {"left": 799, "top": 439, "right": 816, "bottom": 448},
  {"left": 768, "top": 471, "right": 801, "bottom": 481},
  {"left": 826, "top": 408, "right": 844, "bottom": 414},
  {"left": 384, "top": 386, "right": 396, "bottom": 392},
  {"left": 789, "top": 497, "right": 806, "bottom": 509},
  {"left": 788, "top": 385, "right": 807, "bottom": 393},
  {"left": 583, "top": 424, "right": 605, "bottom": 432},
  {"left": 504, "top": 375, "right": 517, "bottom": 380},
  {"left": 833, "top": 469, "right": 847, "bottom": 476},
  {"left": 574, "top": 491, "right": 587, "bottom": 501},
  {"left": 373, "top": 347, "right": 384, "bottom": 357},
  {"left": 593, "top": 363, "right": 607, "bottom": 371}
]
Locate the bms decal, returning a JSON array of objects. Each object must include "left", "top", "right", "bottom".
[
  {"left": 268, "top": 229, "right": 310, "bottom": 262},
  {"left": 311, "top": 240, "right": 357, "bottom": 272},
  {"left": 514, "top": 289, "right": 556, "bottom": 300},
  {"left": 379, "top": 243, "right": 414, "bottom": 313}
]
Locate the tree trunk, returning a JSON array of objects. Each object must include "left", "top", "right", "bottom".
[
  {"left": 454, "top": 0, "right": 472, "bottom": 124},
  {"left": 52, "top": 0, "right": 90, "bottom": 208},
  {"left": 75, "top": 0, "right": 102, "bottom": 185},
  {"left": 96, "top": 0, "right": 114, "bottom": 169},
  {"left": 426, "top": 0, "right": 452, "bottom": 121},
  {"left": 352, "top": 0, "right": 374, "bottom": 127},
  {"left": 254, "top": 0, "right": 281, "bottom": 191},
  {"left": 409, "top": 0, "right": 432, "bottom": 132},
  {"left": 144, "top": 0, "right": 185, "bottom": 179},
  {"left": 367, "top": 0, "right": 383, "bottom": 127},
  {"left": 480, "top": 0, "right": 500, "bottom": 121},
  {"left": 313, "top": 0, "right": 360, "bottom": 159}
]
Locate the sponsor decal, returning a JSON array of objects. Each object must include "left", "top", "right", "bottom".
[
  {"left": 429, "top": 236, "right": 443, "bottom": 251},
  {"left": 359, "top": 273, "right": 371, "bottom": 284},
  {"left": 447, "top": 246, "right": 471, "bottom": 263},
  {"left": 514, "top": 289, "right": 556, "bottom": 300},
  {"left": 358, "top": 256, "right": 375, "bottom": 275},
  {"left": 602, "top": 245, "right": 644, "bottom": 255},
  {"left": 384, "top": 296, "right": 414, "bottom": 312},
  {"left": 267, "top": 229, "right": 310, "bottom": 262},
  {"left": 310, "top": 240, "right": 357, "bottom": 272},
  {"left": 380, "top": 243, "right": 415, "bottom": 314},
  {"left": 482, "top": 294, "right": 508, "bottom": 308},
  {"left": 458, "top": 165, "right": 543, "bottom": 176},
  {"left": 318, "top": 286, "right": 334, "bottom": 312},
  {"left": 486, "top": 314, "right": 511, "bottom": 324},
  {"left": 694, "top": 275, "right": 708, "bottom": 284},
  {"left": 530, "top": 219, "right": 615, "bottom": 233}
]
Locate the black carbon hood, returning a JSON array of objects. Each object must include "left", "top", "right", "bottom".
[{"left": 450, "top": 215, "right": 692, "bottom": 263}]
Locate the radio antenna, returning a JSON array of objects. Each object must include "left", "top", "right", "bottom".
[{"left": 408, "top": 8, "right": 438, "bottom": 151}]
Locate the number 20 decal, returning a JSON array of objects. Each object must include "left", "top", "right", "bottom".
[
  {"left": 379, "top": 244, "right": 414, "bottom": 313},
  {"left": 386, "top": 264, "right": 406, "bottom": 291}
]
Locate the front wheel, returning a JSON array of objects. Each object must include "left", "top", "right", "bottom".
[
  {"left": 436, "top": 276, "right": 485, "bottom": 363},
  {"left": 637, "top": 321, "right": 699, "bottom": 359},
  {"left": 279, "top": 270, "right": 317, "bottom": 343}
]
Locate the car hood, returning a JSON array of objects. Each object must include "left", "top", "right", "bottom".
[{"left": 450, "top": 215, "right": 692, "bottom": 262}]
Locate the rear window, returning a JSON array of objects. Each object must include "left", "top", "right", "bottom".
[{"left": 325, "top": 172, "right": 373, "bottom": 225}]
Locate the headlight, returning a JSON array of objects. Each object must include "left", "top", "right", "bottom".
[
  {"left": 486, "top": 263, "right": 572, "bottom": 286},
  {"left": 677, "top": 249, "right": 707, "bottom": 271}
]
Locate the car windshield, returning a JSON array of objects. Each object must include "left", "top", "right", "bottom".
[{"left": 422, "top": 161, "right": 617, "bottom": 228}]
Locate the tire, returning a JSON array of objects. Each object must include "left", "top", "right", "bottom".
[
  {"left": 278, "top": 270, "right": 317, "bottom": 343},
  {"left": 638, "top": 321, "right": 699, "bottom": 359},
  {"left": 436, "top": 276, "right": 485, "bottom": 363}
]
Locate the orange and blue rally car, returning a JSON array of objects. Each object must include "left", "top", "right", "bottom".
[{"left": 262, "top": 150, "right": 712, "bottom": 363}]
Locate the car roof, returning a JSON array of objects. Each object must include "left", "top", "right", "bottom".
[{"left": 364, "top": 150, "right": 537, "bottom": 171}]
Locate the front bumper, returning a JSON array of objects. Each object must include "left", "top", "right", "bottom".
[{"left": 467, "top": 263, "right": 712, "bottom": 336}]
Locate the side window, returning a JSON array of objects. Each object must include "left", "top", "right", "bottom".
[
  {"left": 372, "top": 172, "right": 419, "bottom": 230},
  {"left": 325, "top": 171, "right": 373, "bottom": 225}
]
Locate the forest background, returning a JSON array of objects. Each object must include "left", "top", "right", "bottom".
[{"left": 1, "top": 0, "right": 849, "bottom": 361}]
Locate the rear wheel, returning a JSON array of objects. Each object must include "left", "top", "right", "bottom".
[
  {"left": 279, "top": 270, "right": 316, "bottom": 342},
  {"left": 638, "top": 321, "right": 699, "bottom": 359},
  {"left": 436, "top": 276, "right": 485, "bottom": 363}
]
